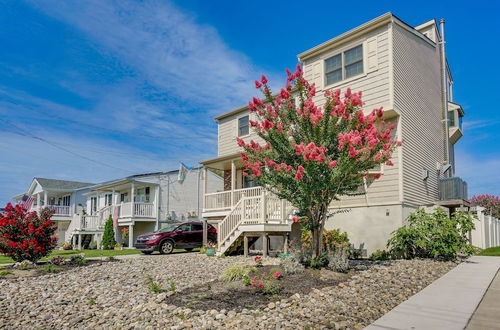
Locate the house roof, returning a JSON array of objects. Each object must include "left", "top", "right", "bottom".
[{"left": 34, "top": 178, "right": 94, "bottom": 190}]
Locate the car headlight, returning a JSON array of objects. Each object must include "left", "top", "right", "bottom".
[{"left": 145, "top": 234, "right": 161, "bottom": 240}]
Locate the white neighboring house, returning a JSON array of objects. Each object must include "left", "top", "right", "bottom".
[
  {"left": 13, "top": 178, "right": 94, "bottom": 244},
  {"left": 66, "top": 168, "right": 223, "bottom": 249}
]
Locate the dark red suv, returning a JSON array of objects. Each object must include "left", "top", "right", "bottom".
[{"left": 135, "top": 221, "right": 217, "bottom": 254}]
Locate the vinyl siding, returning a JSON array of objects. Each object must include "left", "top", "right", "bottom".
[
  {"left": 393, "top": 24, "right": 443, "bottom": 206},
  {"left": 303, "top": 23, "right": 400, "bottom": 206},
  {"left": 217, "top": 110, "right": 265, "bottom": 157}
]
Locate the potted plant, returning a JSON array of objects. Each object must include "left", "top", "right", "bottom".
[
  {"left": 61, "top": 242, "right": 72, "bottom": 250},
  {"left": 204, "top": 241, "right": 217, "bottom": 256},
  {"left": 114, "top": 243, "right": 123, "bottom": 251}
]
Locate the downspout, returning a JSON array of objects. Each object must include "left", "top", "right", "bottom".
[{"left": 439, "top": 18, "right": 451, "bottom": 176}]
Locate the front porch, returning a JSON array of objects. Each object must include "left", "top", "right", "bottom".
[
  {"left": 200, "top": 154, "right": 295, "bottom": 256},
  {"left": 28, "top": 190, "right": 75, "bottom": 220}
]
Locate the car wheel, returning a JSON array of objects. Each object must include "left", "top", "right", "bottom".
[
  {"left": 185, "top": 248, "right": 194, "bottom": 252},
  {"left": 159, "top": 240, "right": 174, "bottom": 254},
  {"left": 141, "top": 251, "right": 153, "bottom": 255}
]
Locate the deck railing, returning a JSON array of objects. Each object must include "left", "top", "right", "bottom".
[{"left": 204, "top": 186, "right": 263, "bottom": 211}]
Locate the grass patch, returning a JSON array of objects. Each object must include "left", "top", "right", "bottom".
[
  {"left": 0, "top": 249, "right": 142, "bottom": 264},
  {"left": 477, "top": 246, "right": 500, "bottom": 256},
  {"left": 0, "top": 270, "right": 12, "bottom": 277}
]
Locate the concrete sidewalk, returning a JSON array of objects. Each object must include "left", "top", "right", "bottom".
[
  {"left": 466, "top": 268, "right": 500, "bottom": 329},
  {"left": 365, "top": 256, "right": 500, "bottom": 330}
]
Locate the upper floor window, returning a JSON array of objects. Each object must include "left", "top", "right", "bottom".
[
  {"left": 135, "top": 187, "right": 150, "bottom": 203},
  {"left": 448, "top": 111, "right": 456, "bottom": 127},
  {"left": 238, "top": 115, "right": 249, "bottom": 136},
  {"left": 104, "top": 193, "right": 113, "bottom": 206},
  {"left": 325, "top": 44, "right": 363, "bottom": 86}
]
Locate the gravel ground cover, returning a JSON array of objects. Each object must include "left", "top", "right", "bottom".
[{"left": 0, "top": 253, "right": 458, "bottom": 329}]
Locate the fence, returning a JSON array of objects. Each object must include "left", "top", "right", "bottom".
[{"left": 470, "top": 206, "right": 500, "bottom": 249}]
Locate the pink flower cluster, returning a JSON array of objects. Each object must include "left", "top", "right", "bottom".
[{"left": 295, "top": 142, "right": 327, "bottom": 163}]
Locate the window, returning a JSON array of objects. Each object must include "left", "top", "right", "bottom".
[
  {"left": 192, "top": 224, "right": 203, "bottom": 231},
  {"left": 120, "top": 193, "right": 128, "bottom": 203},
  {"left": 238, "top": 116, "right": 249, "bottom": 136},
  {"left": 104, "top": 193, "right": 112, "bottom": 206},
  {"left": 134, "top": 187, "right": 150, "bottom": 203},
  {"left": 448, "top": 111, "right": 456, "bottom": 127},
  {"left": 325, "top": 44, "right": 363, "bottom": 86},
  {"left": 90, "top": 197, "right": 97, "bottom": 214},
  {"left": 62, "top": 195, "right": 71, "bottom": 206},
  {"left": 243, "top": 175, "right": 257, "bottom": 188},
  {"left": 177, "top": 224, "right": 191, "bottom": 232}
]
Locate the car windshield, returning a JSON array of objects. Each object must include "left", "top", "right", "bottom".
[{"left": 155, "top": 225, "right": 178, "bottom": 233}]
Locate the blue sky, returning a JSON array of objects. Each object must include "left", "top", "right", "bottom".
[{"left": 0, "top": 0, "right": 499, "bottom": 205}]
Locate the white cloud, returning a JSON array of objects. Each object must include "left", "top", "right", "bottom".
[{"left": 1, "top": 0, "right": 279, "bottom": 204}]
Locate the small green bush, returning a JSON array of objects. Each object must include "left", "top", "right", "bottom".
[
  {"left": 146, "top": 276, "right": 165, "bottom": 293},
  {"left": 70, "top": 254, "right": 87, "bottom": 266},
  {"left": 101, "top": 215, "right": 116, "bottom": 250},
  {"left": 222, "top": 264, "right": 246, "bottom": 282},
  {"left": 387, "top": 208, "right": 475, "bottom": 260},
  {"left": 43, "top": 264, "right": 62, "bottom": 273},
  {"left": 87, "top": 298, "right": 96, "bottom": 306},
  {"left": 0, "top": 270, "right": 12, "bottom": 277},
  {"left": 262, "top": 281, "right": 282, "bottom": 295},
  {"left": 370, "top": 249, "right": 391, "bottom": 261},
  {"left": 167, "top": 278, "right": 177, "bottom": 292}
]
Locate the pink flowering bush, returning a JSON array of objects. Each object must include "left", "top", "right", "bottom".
[
  {"left": 470, "top": 194, "right": 500, "bottom": 218},
  {"left": 238, "top": 65, "right": 399, "bottom": 257},
  {"left": 254, "top": 256, "right": 263, "bottom": 267}
]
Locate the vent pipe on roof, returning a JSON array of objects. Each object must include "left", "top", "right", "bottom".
[{"left": 439, "top": 18, "right": 451, "bottom": 176}]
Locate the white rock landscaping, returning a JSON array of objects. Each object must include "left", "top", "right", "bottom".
[{"left": 0, "top": 253, "right": 457, "bottom": 329}]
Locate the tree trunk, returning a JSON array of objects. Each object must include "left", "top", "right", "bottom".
[{"left": 311, "top": 227, "right": 321, "bottom": 259}]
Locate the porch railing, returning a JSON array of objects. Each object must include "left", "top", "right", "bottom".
[
  {"left": 204, "top": 186, "right": 263, "bottom": 211},
  {"left": 48, "top": 205, "right": 71, "bottom": 216}
]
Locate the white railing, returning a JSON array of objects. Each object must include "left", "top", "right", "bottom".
[
  {"left": 217, "top": 190, "right": 295, "bottom": 250},
  {"left": 134, "top": 203, "right": 155, "bottom": 217},
  {"left": 45, "top": 205, "right": 71, "bottom": 216},
  {"left": 81, "top": 215, "right": 101, "bottom": 230},
  {"left": 99, "top": 205, "right": 113, "bottom": 222},
  {"left": 120, "top": 203, "right": 132, "bottom": 217},
  {"left": 204, "top": 186, "right": 264, "bottom": 211},
  {"left": 204, "top": 191, "right": 232, "bottom": 210}
]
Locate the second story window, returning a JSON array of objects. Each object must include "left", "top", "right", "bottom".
[
  {"left": 238, "top": 115, "right": 249, "bottom": 136},
  {"left": 325, "top": 44, "right": 363, "bottom": 86}
]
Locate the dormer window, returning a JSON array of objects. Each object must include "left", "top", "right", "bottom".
[
  {"left": 238, "top": 115, "right": 249, "bottom": 136},
  {"left": 325, "top": 44, "right": 363, "bottom": 86}
]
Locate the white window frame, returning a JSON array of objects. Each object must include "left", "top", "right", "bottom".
[
  {"left": 237, "top": 115, "right": 250, "bottom": 137},
  {"left": 323, "top": 43, "right": 366, "bottom": 89}
]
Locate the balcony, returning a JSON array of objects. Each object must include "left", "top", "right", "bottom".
[
  {"left": 448, "top": 102, "right": 464, "bottom": 144},
  {"left": 439, "top": 177, "right": 468, "bottom": 201}
]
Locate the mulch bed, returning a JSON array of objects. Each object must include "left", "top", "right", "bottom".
[{"left": 168, "top": 265, "right": 351, "bottom": 311}]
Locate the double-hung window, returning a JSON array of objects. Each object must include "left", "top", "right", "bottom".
[
  {"left": 325, "top": 44, "right": 363, "bottom": 86},
  {"left": 238, "top": 115, "right": 249, "bottom": 136}
]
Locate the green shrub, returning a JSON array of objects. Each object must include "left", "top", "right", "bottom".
[
  {"left": 43, "top": 264, "right": 62, "bottom": 273},
  {"left": 262, "top": 281, "right": 282, "bottom": 295},
  {"left": 146, "top": 276, "right": 165, "bottom": 293},
  {"left": 387, "top": 208, "right": 475, "bottom": 260},
  {"left": 370, "top": 249, "right": 391, "bottom": 261},
  {"left": 222, "top": 264, "right": 246, "bottom": 282},
  {"left": 0, "top": 270, "right": 12, "bottom": 277},
  {"left": 70, "top": 254, "right": 87, "bottom": 266},
  {"left": 101, "top": 215, "right": 116, "bottom": 250},
  {"left": 87, "top": 298, "right": 96, "bottom": 306},
  {"left": 302, "top": 228, "right": 350, "bottom": 252}
]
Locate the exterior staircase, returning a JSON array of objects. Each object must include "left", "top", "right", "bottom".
[
  {"left": 65, "top": 211, "right": 106, "bottom": 244},
  {"left": 216, "top": 190, "right": 295, "bottom": 256}
]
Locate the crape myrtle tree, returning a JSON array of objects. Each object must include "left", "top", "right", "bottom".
[
  {"left": 470, "top": 194, "right": 500, "bottom": 218},
  {"left": 0, "top": 203, "right": 57, "bottom": 262},
  {"left": 237, "top": 65, "right": 399, "bottom": 258}
]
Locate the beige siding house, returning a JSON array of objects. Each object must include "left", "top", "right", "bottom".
[{"left": 201, "top": 13, "right": 466, "bottom": 256}]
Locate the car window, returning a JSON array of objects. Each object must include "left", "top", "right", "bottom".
[
  {"left": 156, "top": 225, "right": 177, "bottom": 233},
  {"left": 192, "top": 224, "right": 203, "bottom": 231},
  {"left": 177, "top": 224, "right": 191, "bottom": 232}
]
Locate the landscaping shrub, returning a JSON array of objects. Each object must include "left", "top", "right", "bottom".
[
  {"left": 387, "top": 208, "right": 475, "bottom": 260},
  {"left": 50, "top": 256, "right": 66, "bottom": 265},
  {"left": 222, "top": 264, "right": 247, "bottom": 282},
  {"left": 279, "top": 255, "right": 304, "bottom": 274},
  {"left": 101, "top": 215, "right": 116, "bottom": 250},
  {"left": 370, "top": 249, "right": 391, "bottom": 261},
  {"left": 70, "top": 253, "right": 87, "bottom": 265},
  {"left": 0, "top": 203, "right": 57, "bottom": 263},
  {"left": 327, "top": 246, "right": 350, "bottom": 272},
  {"left": 43, "top": 264, "right": 62, "bottom": 273}
]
